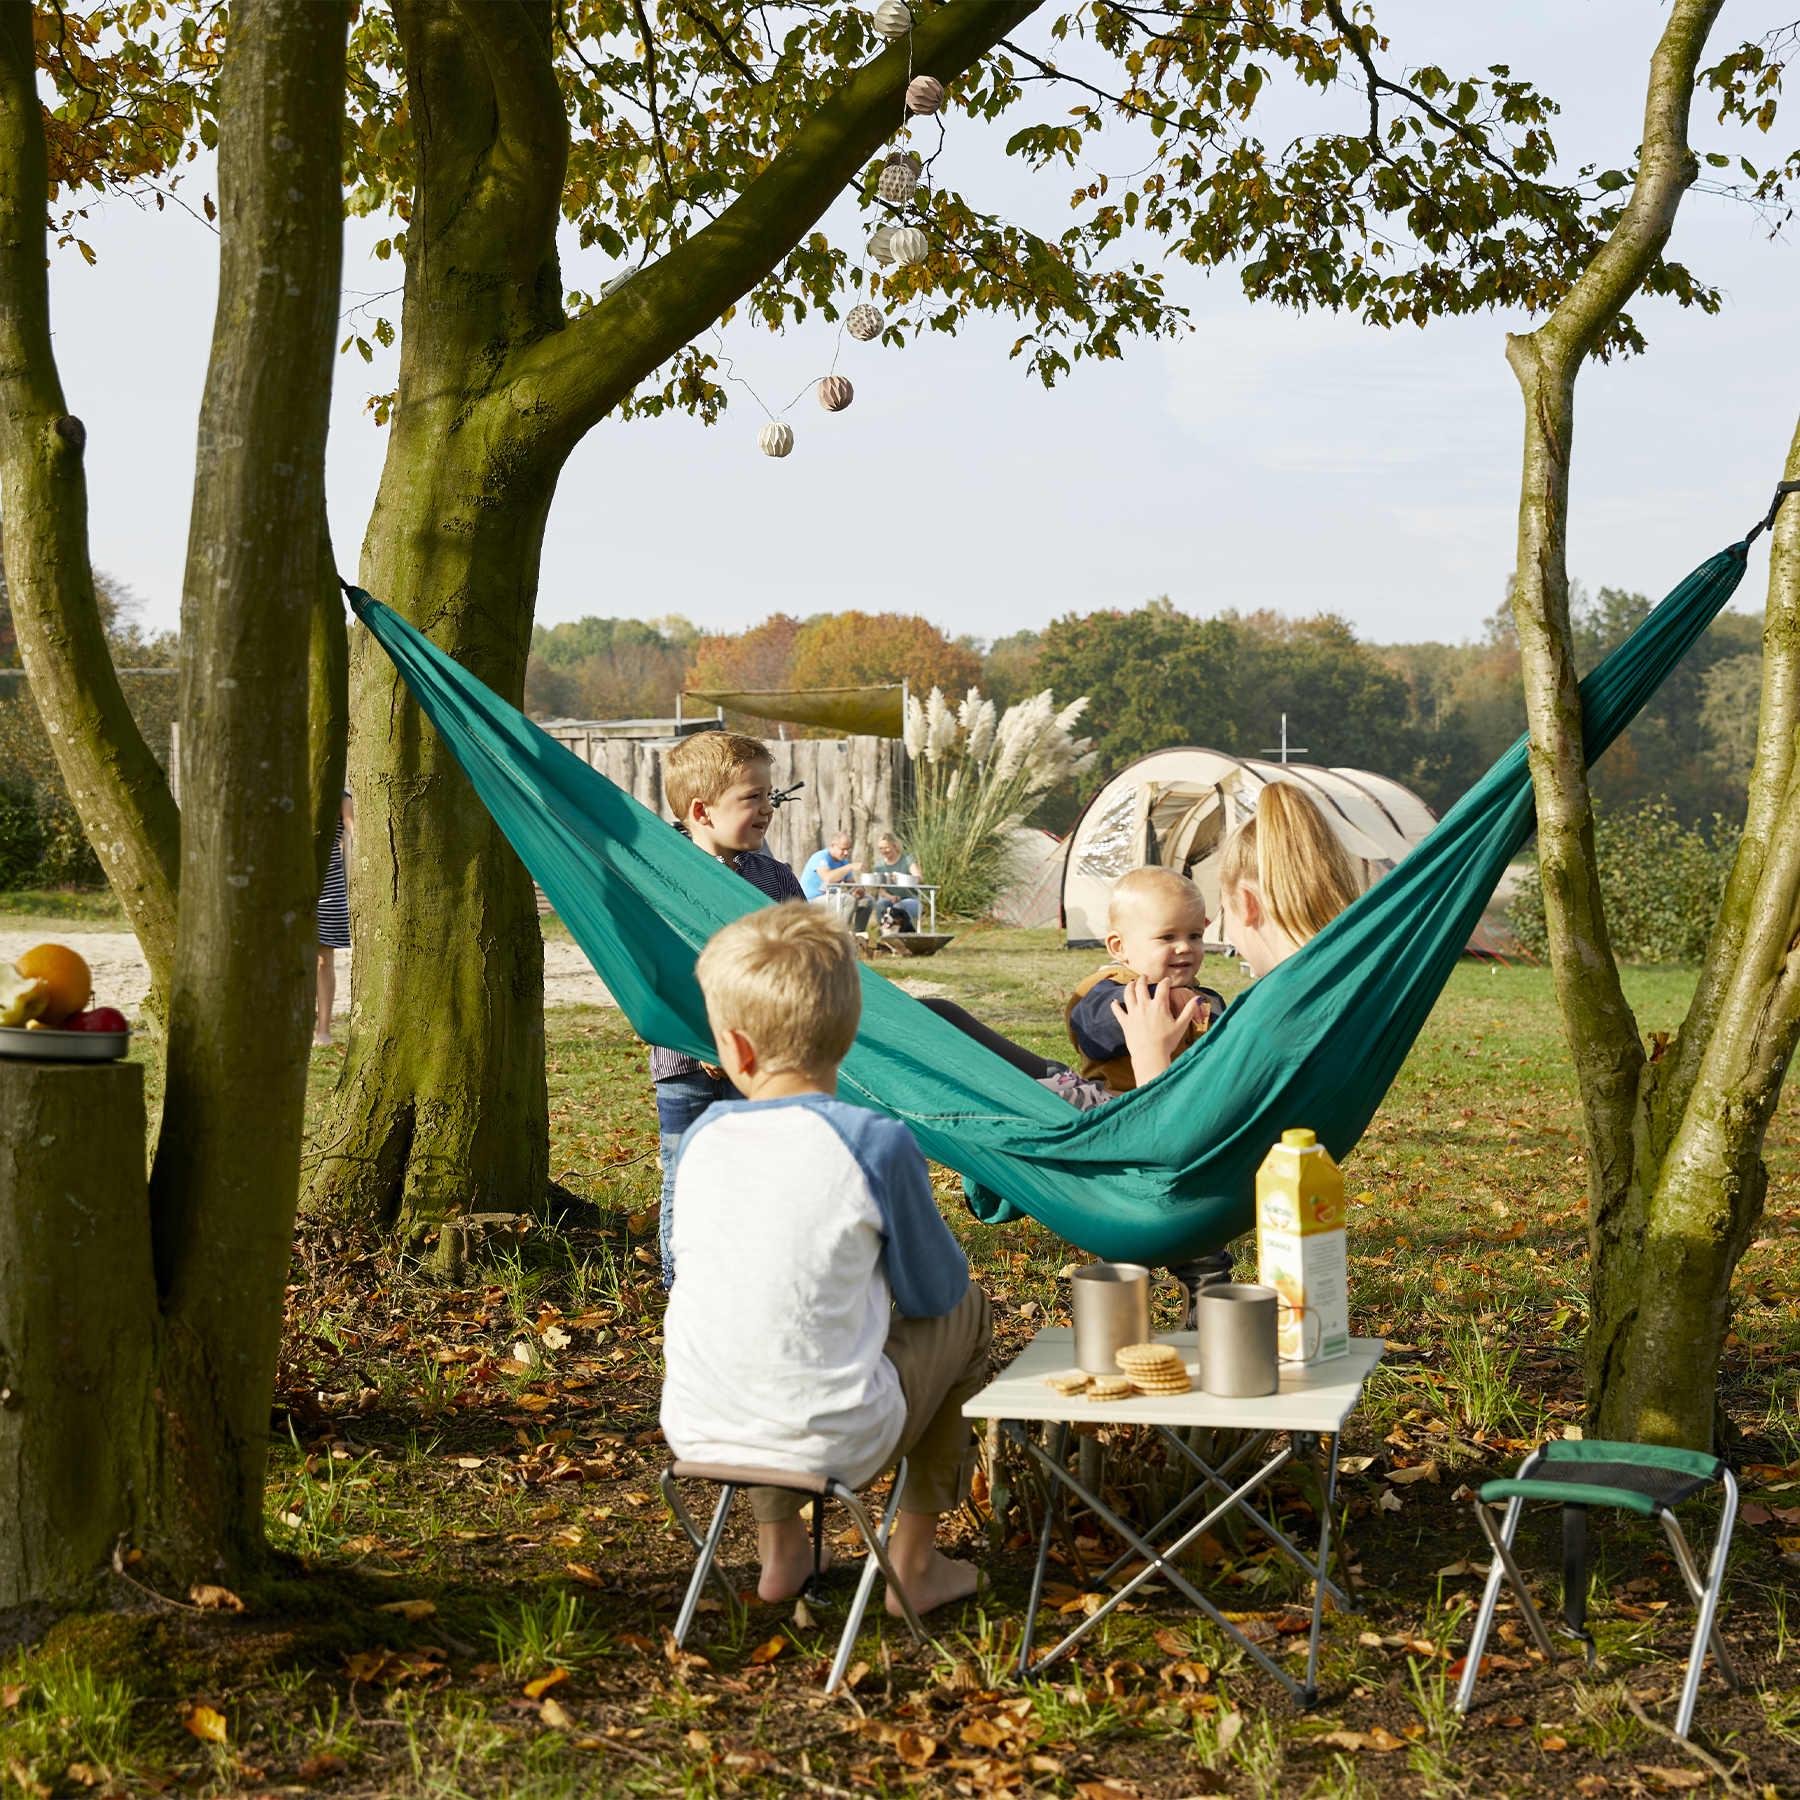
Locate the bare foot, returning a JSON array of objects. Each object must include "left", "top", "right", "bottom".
[
  {"left": 885, "top": 1548, "right": 981, "bottom": 1618},
  {"left": 757, "top": 1518, "right": 830, "bottom": 1602},
  {"left": 312, "top": 1033, "right": 333, "bottom": 1047}
]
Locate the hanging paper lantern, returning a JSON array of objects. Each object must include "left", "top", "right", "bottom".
[
  {"left": 905, "top": 75, "right": 945, "bottom": 115},
  {"left": 846, "top": 303, "right": 884, "bottom": 341},
  {"left": 758, "top": 421, "right": 794, "bottom": 458},
  {"left": 867, "top": 224, "right": 899, "bottom": 265},
  {"left": 888, "top": 226, "right": 929, "bottom": 267},
  {"left": 818, "top": 376, "right": 854, "bottom": 412},
  {"left": 877, "top": 151, "right": 921, "bottom": 204},
  {"left": 871, "top": 0, "right": 912, "bottom": 41}
]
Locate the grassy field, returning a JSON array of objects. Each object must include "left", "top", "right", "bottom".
[{"left": 6, "top": 924, "right": 1800, "bottom": 1797}]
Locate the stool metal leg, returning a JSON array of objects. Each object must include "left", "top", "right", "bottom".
[
  {"left": 671, "top": 1482, "right": 737, "bottom": 1649},
  {"left": 1456, "top": 1492, "right": 1554, "bottom": 1717},
  {"left": 824, "top": 1461, "right": 926, "bottom": 1696},
  {"left": 1664, "top": 1469, "right": 1740, "bottom": 1741},
  {"left": 1018, "top": 1423, "right": 1068, "bottom": 1677}
]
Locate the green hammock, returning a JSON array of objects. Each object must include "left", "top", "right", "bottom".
[{"left": 348, "top": 520, "right": 1766, "bottom": 1267}]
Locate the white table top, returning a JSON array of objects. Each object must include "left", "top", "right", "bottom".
[{"left": 964, "top": 1327, "right": 1385, "bottom": 1434}]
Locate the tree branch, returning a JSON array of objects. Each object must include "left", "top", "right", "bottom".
[
  {"left": 523, "top": 0, "right": 1044, "bottom": 439},
  {"left": 0, "top": 0, "right": 181, "bottom": 1006},
  {"left": 1504, "top": 0, "right": 1723, "bottom": 1180}
]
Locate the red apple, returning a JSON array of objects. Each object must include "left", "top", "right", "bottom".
[{"left": 64, "top": 1006, "right": 128, "bottom": 1033}]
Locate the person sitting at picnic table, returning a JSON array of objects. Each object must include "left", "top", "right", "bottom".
[
  {"left": 866, "top": 829, "right": 924, "bottom": 929},
  {"left": 661, "top": 902, "right": 992, "bottom": 1615},
  {"left": 800, "top": 831, "right": 861, "bottom": 900}
]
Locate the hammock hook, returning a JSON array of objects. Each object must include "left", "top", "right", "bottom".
[{"left": 1746, "top": 479, "right": 1800, "bottom": 550}]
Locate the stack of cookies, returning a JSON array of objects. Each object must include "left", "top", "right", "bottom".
[
  {"left": 1041, "top": 1344, "right": 1194, "bottom": 1401},
  {"left": 1115, "top": 1342, "right": 1192, "bottom": 1396}
]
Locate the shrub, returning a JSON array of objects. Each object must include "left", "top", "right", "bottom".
[
  {"left": 0, "top": 781, "right": 44, "bottom": 888},
  {"left": 1507, "top": 799, "right": 1736, "bottom": 964},
  {"left": 902, "top": 686, "right": 1093, "bottom": 919}
]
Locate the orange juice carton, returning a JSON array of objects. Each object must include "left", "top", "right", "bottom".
[{"left": 1255, "top": 1128, "right": 1348, "bottom": 1365}]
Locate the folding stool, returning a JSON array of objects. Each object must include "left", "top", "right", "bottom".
[
  {"left": 660, "top": 1458, "right": 928, "bottom": 1695},
  {"left": 1453, "top": 1438, "right": 1739, "bottom": 1740}
]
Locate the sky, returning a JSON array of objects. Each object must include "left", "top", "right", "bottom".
[{"left": 44, "top": 1, "right": 1799, "bottom": 652}]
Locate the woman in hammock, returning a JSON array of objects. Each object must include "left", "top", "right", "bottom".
[{"left": 924, "top": 783, "right": 1360, "bottom": 1101}]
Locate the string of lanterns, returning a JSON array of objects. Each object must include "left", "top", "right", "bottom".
[{"left": 752, "top": 1, "right": 943, "bottom": 458}]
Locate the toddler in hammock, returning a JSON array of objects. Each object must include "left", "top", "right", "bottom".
[{"left": 922, "top": 785, "right": 1360, "bottom": 1108}]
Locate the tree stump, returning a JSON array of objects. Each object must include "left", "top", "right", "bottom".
[{"left": 0, "top": 1060, "right": 156, "bottom": 1609}]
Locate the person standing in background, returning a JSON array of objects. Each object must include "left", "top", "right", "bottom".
[{"left": 315, "top": 789, "right": 353, "bottom": 1047}]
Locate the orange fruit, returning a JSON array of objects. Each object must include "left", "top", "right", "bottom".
[{"left": 15, "top": 942, "right": 92, "bottom": 1026}]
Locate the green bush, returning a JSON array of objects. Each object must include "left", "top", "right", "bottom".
[
  {"left": 0, "top": 781, "right": 44, "bottom": 888},
  {"left": 1508, "top": 799, "right": 1736, "bottom": 964}
]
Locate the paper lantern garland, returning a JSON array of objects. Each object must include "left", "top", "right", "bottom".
[
  {"left": 871, "top": 0, "right": 912, "bottom": 41},
  {"left": 888, "top": 226, "right": 930, "bottom": 268},
  {"left": 877, "top": 151, "right": 921, "bottom": 204},
  {"left": 905, "top": 75, "right": 945, "bottom": 115},
  {"left": 738, "top": 44, "right": 954, "bottom": 457}
]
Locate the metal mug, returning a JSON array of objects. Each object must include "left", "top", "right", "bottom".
[
  {"left": 1196, "top": 1283, "right": 1280, "bottom": 1398},
  {"left": 1071, "top": 1261, "right": 1179, "bottom": 1374}
]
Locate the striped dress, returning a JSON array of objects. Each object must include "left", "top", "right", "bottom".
[{"left": 317, "top": 819, "right": 350, "bottom": 949}]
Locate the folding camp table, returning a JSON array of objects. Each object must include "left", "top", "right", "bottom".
[{"left": 966, "top": 1328, "right": 1384, "bottom": 1702}]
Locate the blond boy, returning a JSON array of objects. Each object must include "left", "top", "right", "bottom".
[
  {"left": 651, "top": 732, "right": 804, "bottom": 1287},
  {"left": 660, "top": 903, "right": 991, "bottom": 1617}
]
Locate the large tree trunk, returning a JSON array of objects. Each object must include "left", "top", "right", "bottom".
[
  {"left": 1504, "top": 0, "right": 1800, "bottom": 1447},
  {"left": 321, "top": 414, "right": 554, "bottom": 1231},
  {"left": 0, "top": 0, "right": 346, "bottom": 1606},
  {"left": 311, "top": 0, "right": 1039, "bottom": 1235}
]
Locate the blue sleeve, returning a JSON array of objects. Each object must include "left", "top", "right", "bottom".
[
  {"left": 828, "top": 1109, "right": 968, "bottom": 1317},
  {"left": 799, "top": 851, "right": 825, "bottom": 899},
  {"left": 1069, "top": 979, "right": 1127, "bottom": 1062}
]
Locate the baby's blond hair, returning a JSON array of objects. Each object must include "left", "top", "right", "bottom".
[
  {"left": 1107, "top": 865, "right": 1208, "bottom": 934},
  {"left": 695, "top": 901, "right": 861, "bottom": 1075},
  {"left": 665, "top": 730, "right": 772, "bottom": 824}
]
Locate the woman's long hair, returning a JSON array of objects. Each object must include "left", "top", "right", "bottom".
[{"left": 1218, "top": 782, "right": 1360, "bottom": 945}]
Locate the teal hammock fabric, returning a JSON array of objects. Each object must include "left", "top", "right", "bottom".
[{"left": 348, "top": 530, "right": 1755, "bottom": 1267}]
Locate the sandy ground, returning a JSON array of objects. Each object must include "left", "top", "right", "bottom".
[{"left": 0, "top": 930, "right": 618, "bottom": 1020}]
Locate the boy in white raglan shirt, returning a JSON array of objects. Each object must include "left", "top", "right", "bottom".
[{"left": 660, "top": 902, "right": 991, "bottom": 1617}]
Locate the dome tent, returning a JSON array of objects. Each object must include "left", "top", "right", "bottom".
[{"left": 1060, "top": 748, "right": 1441, "bottom": 949}]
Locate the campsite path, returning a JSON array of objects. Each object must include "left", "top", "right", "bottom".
[{"left": 0, "top": 930, "right": 618, "bottom": 1018}]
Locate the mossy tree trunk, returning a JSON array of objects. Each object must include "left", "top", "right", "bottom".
[
  {"left": 309, "top": 0, "right": 1040, "bottom": 1235},
  {"left": 0, "top": 0, "right": 347, "bottom": 1603},
  {"left": 1506, "top": 0, "right": 1800, "bottom": 1446}
]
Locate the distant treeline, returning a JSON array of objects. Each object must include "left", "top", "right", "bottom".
[{"left": 528, "top": 585, "right": 1761, "bottom": 827}]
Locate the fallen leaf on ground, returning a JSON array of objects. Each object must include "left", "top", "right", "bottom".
[
  {"left": 1637, "top": 1769, "right": 1708, "bottom": 1791},
  {"left": 0, "top": 1685, "right": 22, "bottom": 1708},
  {"left": 540, "top": 1696, "right": 574, "bottom": 1730},
  {"left": 295, "top": 1753, "right": 349, "bottom": 1782},
  {"left": 747, "top": 1636, "right": 787, "bottom": 1666},
  {"left": 1540, "top": 1733, "right": 1568, "bottom": 1751},
  {"left": 63, "top": 1763, "right": 100, "bottom": 1787},
  {"left": 188, "top": 1583, "right": 244, "bottom": 1612},
  {"left": 1435, "top": 1559, "right": 1479, "bottom": 1577},
  {"left": 1318, "top": 1725, "right": 1405, "bottom": 1752},
  {"left": 375, "top": 1599, "right": 436, "bottom": 1621},
  {"left": 565, "top": 1561, "right": 605, "bottom": 1588},
  {"left": 1377, "top": 1489, "right": 1403, "bottom": 1512},
  {"left": 182, "top": 1702, "right": 229, "bottom": 1743},
  {"left": 522, "top": 1668, "right": 568, "bottom": 1700},
  {"left": 1389, "top": 1460, "right": 1440, "bottom": 1485},
  {"left": 539, "top": 1324, "right": 572, "bottom": 1350}
]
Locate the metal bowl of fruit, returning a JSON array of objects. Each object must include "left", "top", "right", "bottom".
[{"left": 0, "top": 943, "right": 130, "bottom": 1062}]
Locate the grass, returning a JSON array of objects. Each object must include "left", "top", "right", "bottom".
[
  {"left": 9, "top": 924, "right": 1800, "bottom": 1797},
  {"left": 0, "top": 884, "right": 125, "bottom": 929}
]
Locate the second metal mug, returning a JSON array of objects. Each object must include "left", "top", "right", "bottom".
[
  {"left": 1196, "top": 1283, "right": 1280, "bottom": 1397},
  {"left": 1071, "top": 1261, "right": 1153, "bottom": 1374}
]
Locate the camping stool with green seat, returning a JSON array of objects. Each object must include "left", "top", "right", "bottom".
[
  {"left": 660, "top": 1459, "right": 928, "bottom": 1695},
  {"left": 1453, "top": 1439, "right": 1739, "bottom": 1740}
]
